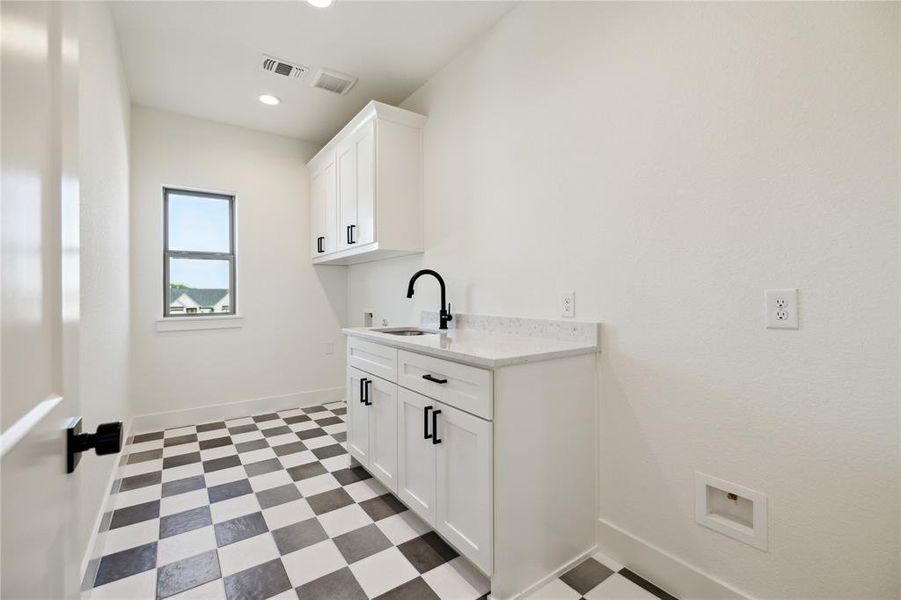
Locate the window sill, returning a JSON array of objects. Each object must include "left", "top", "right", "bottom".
[{"left": 156, "top": 315, "right": 244, "bottom": 332}]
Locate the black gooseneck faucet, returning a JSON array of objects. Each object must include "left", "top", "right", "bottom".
[{"left": 406, "top": 269, "right": 453, "bottom": 330}]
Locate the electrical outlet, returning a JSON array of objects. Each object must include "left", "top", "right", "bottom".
[
  {"left": 560, "top": 291, "right": 575, "bottom": 318},
  {"left": 765, "top": 289, "right": 798, "bottom": 329}
]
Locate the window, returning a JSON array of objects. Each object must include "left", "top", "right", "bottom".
[{"left": 163, "top": 188, "right": 236, "bottom": 317}]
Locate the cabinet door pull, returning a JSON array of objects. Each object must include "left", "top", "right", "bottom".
[
  {"left": 423, "top": 406, "right": 433, "bottom": 439},
  {"left": 431, "top": 409, "right": 442, "bottom": 444},
  {"left": 347, "top": 224, "right": 356, "bottom": 244},
  {"left": 422, "top": 374, "right": 447, "bottom": 384},
  {"left": 359, "top": 378, "right": 368, "bottom": 404},
  {"left": 317, "top": 236, "right": 324, "bottom": 253},
  {"left": 364, "top": 379, "right": 372, "bottom": 406}
]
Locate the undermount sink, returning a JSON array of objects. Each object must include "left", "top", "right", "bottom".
[{"left": 374, "top": 327, "right": 437, "bottom": 336}]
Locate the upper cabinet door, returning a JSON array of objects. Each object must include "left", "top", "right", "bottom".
[
  {"left": 310, "top": 159, "right": 336, "bottom": 256},
  {"left": 354, "top": 120, "right": 376, "bottom": 246},
  {"left": 435, "top": 401, "right": 493, "bottom": 574},
  {"left": 337, "top": 140, "right": 356, "bottom": 250}
]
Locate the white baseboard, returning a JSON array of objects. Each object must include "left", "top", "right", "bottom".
[
  {"left": 129, "top": 387, "right": 344, "bottom": 434},
  {"left": 596, "top": 518, "right": 752, "bottom": 600},
  {"left": 493, "top": 545, "right": 598, "bottom": 600}
]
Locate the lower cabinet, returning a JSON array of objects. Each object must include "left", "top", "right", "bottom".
[
  {"left": 397, "top": 387, "right": 437, "bottom": 523},
  {"left": 347, "top": 367, "right": 370, "bottom": 465}
]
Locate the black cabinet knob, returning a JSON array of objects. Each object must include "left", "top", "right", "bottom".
[{"left": 67, "top": 417, "right": 123, "bottom": 473}]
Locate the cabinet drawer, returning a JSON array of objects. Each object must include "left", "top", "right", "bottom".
[
  {"left": 397, "top": 350, "right": 492, "bottom": 420},
  {"left": 348, "top": 337, "right": 397, "bottom": 382}
]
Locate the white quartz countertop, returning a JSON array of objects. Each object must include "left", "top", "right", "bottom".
[{"left": 342, "top": 313, "right": 600, "bottom": 369}]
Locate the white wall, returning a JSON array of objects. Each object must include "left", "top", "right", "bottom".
[
  {"left": 77, "top": 1, "right": 131, "bottom": 566},
  {"left": 130, "top": 106, "right": 346, "bottom": 420},
  {"left": 347, "top": 3, "right": 900, "bottom": 598}
]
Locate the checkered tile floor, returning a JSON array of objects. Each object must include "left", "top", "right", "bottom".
[
  {"left": 82, "top": 402, "right": 491, "bottom": 600},
  {"left": 529, "top": 553, "right": 677, "bottom": 600}
]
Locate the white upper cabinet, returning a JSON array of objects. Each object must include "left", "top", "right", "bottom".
[{"left": 307, "top": 101, "right": 425, "bottom": 265}]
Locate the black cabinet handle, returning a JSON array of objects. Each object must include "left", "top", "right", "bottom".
[
  {"left": 422, "top": 374, "right": 447, "bottom": 384},
  {"left": 347, "top": 224, "right": 356, "bottom": 244},
  {"left": 423, "top": 406, "right": 433, "bottom": 439},
  {"left": 364, "top": 379, "right": 372, "bottom": 406},
  {"left": 317, "top": 236, "right": 324, "bottom": 253},
  {"left": 359, "top": 378, "right": 367, "bottom": 404},
  {"left": 431, "top": 409, "right": 442, "bottom": 444}
]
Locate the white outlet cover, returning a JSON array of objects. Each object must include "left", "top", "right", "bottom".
[
  {"left": 765, "top": 289, "right": 798, "bottom": 329},
  {"left": 560, "top": 291, "right": 575, "bottom": 318}
]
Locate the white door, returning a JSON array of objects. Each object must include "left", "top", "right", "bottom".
[
  {"left": 336, "top": 139, "right": 356, "bottom": 250},
  {"left": 435, "top": 402, "right": 493, "bottom": 574},
  {"left": 310, "top": 160, "right": 336, "bottom": 256},
  {"left": 1, "top": 1, "right": 82, "bottom": 598},
  {"left": 353, "top": 120, "right": 375, "bottom": 246},
  {"left": 396, "top": 388, "right": 437, "bottom": 525},
  {"left": 346, "top": 367, "right": 370, "bottom": 465},
  {"left": 367, "top": 377, "right": 397, "bottom": 491}
]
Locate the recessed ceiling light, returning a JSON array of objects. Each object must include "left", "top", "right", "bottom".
[
  {"left": 258, "top": 94, "right": 280, "bottom": 106},
  {"left": 306, "top": 0, "right": 333, "bottom": 7}
]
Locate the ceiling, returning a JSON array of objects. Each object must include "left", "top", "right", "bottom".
[{"left": 112, "top": 1, "right": 514, "bottom": 144}]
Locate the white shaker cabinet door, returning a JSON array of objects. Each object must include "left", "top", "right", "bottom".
[
  {"left": 346, "top": 367, "right": 371, "bottom": 466},
  {"left": 368, "top": 376, "right": 398, "bottom": 492},
  {"left": 396, "top": 387, "right": 437, "bottom": 526},
  {"left": 434, "top": 401, "right": 493, "bottom": 574},
  {"left": 310, "top": 159, "right": 336, "bottom": 256},
  {"left": 353, "top": 119, "right": 376, "bottom": 246}
]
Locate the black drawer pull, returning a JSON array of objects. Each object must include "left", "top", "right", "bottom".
[
  {"left": 359, "top": 378, "right": 368, "bottom": 404},
  {"left": 364, "top": 379, "right": 372, "bottom": 406},
  {"left": 422, "top": 374, "right": 447, "bottom": 384},
  {"left": 423, "top": 406, "right": 433, "bottom": 439},
  {"left": 317, "top": 236, "right": 324, "bottom": 253},
  {"left": 347, "top": 224, "right": 356, "bottom": 244},
  {"left": 431, "top": 409, "right": 442, "bottom": 445}
]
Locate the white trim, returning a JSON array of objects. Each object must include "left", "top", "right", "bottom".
[
  {"left": 129, "top": 386, "right": 344, "bottom": 433},
  {"left": 0, "top": 395, "right": 63, "bottom": 458},
  {"left": 490, "top": 545, "right": 598, "bottom": 600},
  {"left": 596, "top": 518, "right": 752, "bottom": 600},
  {"left": 156, "top": 315, "right": 244, "bottom": 332}
]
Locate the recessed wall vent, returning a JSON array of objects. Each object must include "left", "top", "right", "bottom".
[
  {"left": 311, "top": 68, "right": 357, "bottom": 95},
  {"left": 260, "top": 55, "right": 307, "bottom": 79}
]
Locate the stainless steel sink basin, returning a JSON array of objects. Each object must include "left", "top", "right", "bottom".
[{"left": 374, "top": 328, "right": 436, "bottom": 336}]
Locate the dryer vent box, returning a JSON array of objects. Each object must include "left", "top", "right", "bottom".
[{"left": 695, "top": 472, "right": 768, "bottom": 551}]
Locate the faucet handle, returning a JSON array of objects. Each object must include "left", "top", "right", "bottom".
[{"left": 446, "top": 303, "right": 453, "bottom": 322}]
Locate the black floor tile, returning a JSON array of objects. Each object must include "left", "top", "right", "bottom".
[
  {"left": 256, "top": 483, "right": 302, "bottom": 509},
  {"left": 127, "top": 449, "right": 164, "bottom": 464},
  {"left": 244, "top": 458, "right": 283, "bottom": 477},
  {"left": 307, "top": 487, "right": 354, "bottom": 515},
  {"left": 157, "top": 549, "right": 220, "bottom": 599},
  {"left": 261, "top": 425, "right": 292, "bottom": 437},
  {"left": 164, "top": 434, "right": 198, "bottom": 447},
  {"left": 95, "top": 542, "right": 157, "bottom": 587},
  {"left": 315, "top": 416, "right": 343, "bottom": 427},
  {"left": 133, "top": 431, "right": 164, "bottom": 443},
  {"left": 110, "top": 500, "right": 160, "bottom": 530},
  {"left": 198, "top": 436, "right": 232, "bottom": 450},
  {"left": 272, "top": 517, "right": 328, "bottom": 555},
  {"left": 287, "top": 462, "right": 326, "bottom": 482},
  {"left": 331, "top": 431, "right": 348, "bottom": 442},
  {"left": 620, "top": 568, "right": 679, "bottom": 600},
  {"left": 227, "top": 424, "right": 257, "bottom": 435},
  {"left": 359, "top": 493, "right": 407, "bottom": 521},
  {"left": 207, "top": 479, "right": 253, "bottom": 503},
  {"left": 312, "top": 444, "right": 346, "bottom": 460},
  {"left": 215, "top": 511, "right": 268, "bottom": 547},
  {"left": 162, "top": 452, "right": 201, "bottom": 470},
  {"left": 234, "top": 438, "right": 268, "bottom": 453},
  {"left": 333, "top": 466, "right": 371, "bottom": 486},
  {"left": 303, "top": 405, "right": 326, "bottom": 414},
  {"left": 272, "top": 441, "right": 306, "bottom": 456},
  {"left": 224, "top": 558, "right": 291, "bottom": 600},
  {"left": 333, "top": 523, "right": 393, "bottom": 563},
  {"left": 375, "top": 577, "right": 440, "bottom": 600},
  {"left": 203, "top": 455, "right": 242, "bottom": 473},
  {"left": 283, "top": 414, "right": 311, "bottom": 424},
  {"left": 120, "top": 471, "right": 163, "bottom": 491},
  {"left": 296, "top": 566, "right": 367, "bottom": 600},
  {"left": 296, "top": 427, "right": 327, "bottom": 440},
  {"left": 196, "top": 421, "right": 226, "bottom": 433},
  {"left": 161, "top": 475, "right": 206, "bottom": 498},
  {"left": 397, "top": 532, "right": 457, "bottom": 573},
  {"left": 159, "top": 506, "right": 212, "bottom": 539},
  {"left": 560, "top": 557, "right": 614, "bottom": 595},
  {"left": 252, "top": 413, "right": 279, "bottom": 423}
]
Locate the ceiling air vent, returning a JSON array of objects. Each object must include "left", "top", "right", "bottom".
[
  {"left": 311, "top": 68, "right": 357, "bottom": 96},
  {"left": 260, "top": 55, "right": 306, "bottom": 79}
]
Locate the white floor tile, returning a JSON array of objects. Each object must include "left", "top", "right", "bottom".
[
  {"left": 277, "top": 408, "right": 305, "bottom": 418},
  {"left": 281, "top": 539, "right": 347, "bottom": 587},
  {"left": 322, "top": 424, "right": 344, "bottom": 435},
  {"left": 350, "top": 547, "right": 418, "bottom": 598},
  {"left": 166, "top": 426, "right": 196, "bottom": 437},
  {"left": 103, "top": 519, "right": 160, "bottom": 554},
  {"left": 202, "top": 466, "right": 245, "bottom": 487},
  {"left": 217, "top": 531, "right": 280, "bottom": 576},
  {"left": 249, "top": 470, "right": 293, "bottom": 492},
  {"left": 210, "top": 493, "right": 261, "bottom": 523},
  {"left": 344, "top": 478, "right": 387, "bottom": 503},
  {"left": 163, "top": 442, "right": 200, "bottom": 458},
  {"left": 161, "top": 462, "right": 204, "bottom": 483},
  {"left": 229, "top": 430, "right": 264, "bottom": 444},
  {"left": 90, "top": 569, "right": 157, "bottom": 600},
  {"left": 527, "top": 578, "right": 582, "bottom": 600},
  {"left": 225, "top": 417, "right": 254, "bottom": 427},
  {"left": 238, "top": 447, "right": 277, "bottom": 464},
  {"left": 168, "top": 578, "right": 226, "bottom": 600},
  {"left": 127, "top": 439, "right": 164, "bottom": 453},
  {"left": 199, "top": 445, "right": 238, "bottom": 461},
  {"left": 120, "top": 459, "right": 164, "bottom": 478},
  {"left": 422, "top": 557, "right": 490, "bottom": 600},
  {"left": 295, "top": 473, "right": 340, "bottom": 497},
  {"left": 584, "top": 574, "right": 659, "bottom": 600},
  {"left": 115, "top": 484, "right": 162, "bottom": 509},
  {"left": 316, "top": 503, "right": 373, "bottom": 538},
  {"left": 157, "top": 526, "right": 217, "bottom": 567},
  {"left": 160, "top": 489, "right": 208, "bottom": 517},
  {"left": 196, "top": 429, "right": 229, "bottom": 442},
  {"left": 279, "top": 450, "right": 317, "bottom": 469},
  {"left": 376, "top": 511, "right": 431, "bottom": 545},
  {"left": 302, "top": 435, "right": 334, "bottom": 450},
  {"left": 262, "top": 499, "right": 315, "bottom": 531},
  {"left": 290, "top": 421, "right": 318, "bottom": 432},
  {"left": 320, "top": 455, "right": 352, "bottom": 472},
  {"left": 265, "top": 433, "right": 298, "bottom": 447}
]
